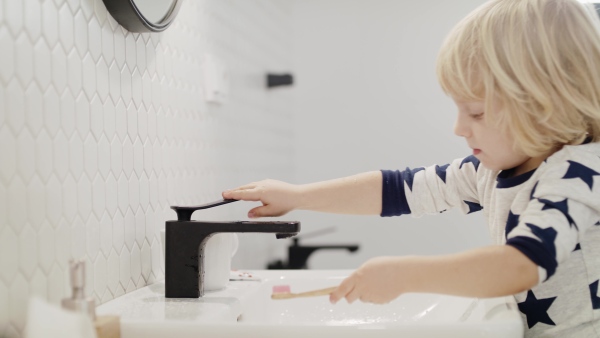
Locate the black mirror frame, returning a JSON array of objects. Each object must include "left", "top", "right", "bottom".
[{"left": 102, "top": 0, "right": 183, "bottom": 33}]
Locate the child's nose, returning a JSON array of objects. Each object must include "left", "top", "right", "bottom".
[{"left": 453, "top": 116, "right": 470, "bottom": 138}]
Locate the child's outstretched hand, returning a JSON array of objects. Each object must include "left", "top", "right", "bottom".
[
  {"left": 329, "top": 256, "right": 409, "bottom": 305},
  {"left": 222, "top": 179, "right": 302, "bottom": 218}
]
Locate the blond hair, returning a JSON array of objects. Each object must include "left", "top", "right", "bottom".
[{"left": 437, "top": 0, "right": 600, "bottom": 157}]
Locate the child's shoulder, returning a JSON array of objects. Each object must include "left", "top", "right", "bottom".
[{"left": 536, "top": 141, "right": 600, "bottom": 183}]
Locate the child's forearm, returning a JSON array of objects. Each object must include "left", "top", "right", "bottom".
[
  {"left": 407, "top": 245, "right": 539, "bottom": 297},
  {"left": 297, "top": 171, "right": 383, "bottom": 215}
]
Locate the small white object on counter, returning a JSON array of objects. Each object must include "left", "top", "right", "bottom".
[{"left": 25, "top": 297, "right": 97, "bottom": 338}]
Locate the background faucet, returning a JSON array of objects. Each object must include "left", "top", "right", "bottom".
[
  {"left": 165, "top": 200, "right": 300, "bottom": 298},
  {"left": 267, "top": 227, "right": 359, "bottom": 269}
]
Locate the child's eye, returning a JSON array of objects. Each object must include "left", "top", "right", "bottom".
[{"left": 470, "top": 113, "right": 484, "bottom": 120}]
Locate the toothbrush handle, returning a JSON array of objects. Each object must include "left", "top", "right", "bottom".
[{"left": 295, "top": 286, "right": 337, "bottom": 298}]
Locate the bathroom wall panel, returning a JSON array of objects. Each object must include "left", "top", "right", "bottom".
[{"left": 0, "top": 0, "right": 295, "bottom": 336}]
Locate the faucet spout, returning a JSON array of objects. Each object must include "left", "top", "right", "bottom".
[{"left": 165, "top": 220, "right": 300, "bottom": 298}]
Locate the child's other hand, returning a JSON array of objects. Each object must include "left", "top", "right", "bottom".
[
  {"left": 329, "top": 256, "right": 409, "bottom": 305},
  {"left": 222, "top": 179, "right": 301, "bottom": 218}
]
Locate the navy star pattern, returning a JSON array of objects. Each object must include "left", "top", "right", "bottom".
[
  {"left": 435, "top": 164, "right": 450, "bottom": 183},
  {"left": 590, "top": 280, "right": 600, "bottom": 310},
  {"left": 464, "top": 200, "right": 483, "bottom": 214},
  {"left": 573, "top": 243, "right": 581, "bottom": 252},
  {"left": 459, "top": 155, "right": 480, "bottom": 170},
  {"left": 505, "top": 210, "right": 520, "bottom": 238},
  {"left": 530, "top": 181, "right": 538, "bottom": 200},
  {"left": 403, "top": 167, "right": 425, "bottom": 192},
  {"left": 518, "top": 290, "right": 557, "bottom": 328},
  {"left": 538, "top": 198, "right": 577, "bottom": 230},
  {"left": 562, "top": 160, "right": 600, "bottom": 190},
  {"left": 526, "top": 223, "right": 558, "bottom": 259}
]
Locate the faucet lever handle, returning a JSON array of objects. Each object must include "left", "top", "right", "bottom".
[{"left": 171, "top": 199, "right": 238, "bottom": 221}]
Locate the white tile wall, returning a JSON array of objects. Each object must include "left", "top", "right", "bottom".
[{"left": 0, "top": 0, "right": 295, "bottom": 336}]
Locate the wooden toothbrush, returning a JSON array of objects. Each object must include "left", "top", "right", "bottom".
[{"left": 271, "top": 285, "right": 337, "bottom": 300}]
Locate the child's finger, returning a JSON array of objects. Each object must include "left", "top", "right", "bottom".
[
  {"left": 223, "top": 188, "right": 261, "bottom": 201},
  {"left": 329, "top": 278, "right": 355, "bottom": 304}
]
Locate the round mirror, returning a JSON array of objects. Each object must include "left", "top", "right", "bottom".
[{"left": 102, "top": 0, "right": 183, "bottom": 33}]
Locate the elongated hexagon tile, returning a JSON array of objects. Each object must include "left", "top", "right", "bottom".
[
  {"left": 43, "top": 86, "right": 60, "bottom": 138},
  {"left": 122, "top": 136, "right": 133, "bottom": 178},
  {"left": 6, "top": 79, "right": 25, "bottom": 135},
  {"left": 5, "top": 0, "right": 23, "bottom": 38},
  {"left": 128, "top": 174, "right": 139, "bottom": 209},
  {"left": 137, "top": 106, "right": 148, "bottom": 142},
  {"left": 85, "top": 213, "right": 100, "bottom": 260},
  {"left": 34, "top": 130, "right": 53, "bottom": 183},
  {"left": 123, "top": 207, "right": 135, "bottom": 252},
  {"left": 82, "top": 53, "right": 97, "bottom": 99},
  {"left": 118, "top": 248, "right": 130, "bottom": 289},
  {"left": 51, "top": 44, "right": 68, "bottom": 94},
  {"left": 16, "top": 128, "right": 35, "bottom": 184},
  {"left": 131, "top": 68, "right": 142, "bottom": 108},
  {"left": 125, "top": 35, "right": 136, "bottom": 68},
  {"left": 58, "top": 4, "right": 74, "bottom": 52},
  {"left": 73, "top": 10, "right": 88, "bottom": 56},
  {"left": 0, "top": 227, "right": 19, "bottom": 284},
  {"left": 62, "top": 174, "right": 77, "bottom": 223},
  {"left": 67, "top": 49, "right": 83, "bottom": 94},
  {"left": 0, "top": 127, "right": 17, "bottom": 184},
  {"left": 97, "top": 135, "right": 110, "bottom": 180},
  {"left": 8, "top": 177, "right": 27, "bottom": 234},
  {"left": 37, "top": 222, "right": 55, "bottom": 275},
  {"left": 96, "top": 58, "right": 109, "bottom": 103},
  {"left": 114, "top": 99, "right": 127, "bottom": 142},
  {"left": 101, "top": 23, "right": 114, "bottom": 62},
  {"left": 41, "top": 0, "right": 58, "bottom": 47},
  {"left": 18, "top": 226, "right": 38, "bottom": 279},
  {"left": 24, "top": 83, "right": 44, "bottom": 136},
  {"left": 23, "top": 0, "right": 41, "bottom": 42},
  {"left": 54, "top": 219, "right": 72, "bottom": 270},
  {"left": 60, "top": 89, "right": 76, "bottom": 138},
  {"left": 139, "top": 173, "right": 149, "bottom": 209},
  {"left": 33, "top": 39, "right": 52, "bottom": 91},
  {"left": 103, "top": 98, "right": 116, "bottom": 141},
  {"left": 117, "top": 173, "right": 129, "bottom": 216},
  {"left": 94, "top": 253, "right": 107, "bottom": 300},
  {"left": 105, "top": 173, "right": 118, "bottom": 217},
  {"left": 14, "top": 33, "right": 33, "bottom": 88},
  {"left": 92, "top": 174, "right": 106, "bottom": 219},
  {"left": 133, "top": 137, "right": 143, "bottom": 178},
  {"left": 71, "top": 216, "right": 86, "bottom": 260},
  {"left": 108, "top": 62, "right": 121, "bottom": 104},
  {"left": 68, "top": 133, "right": 84, "bottom": 181},
  {"left": 113, "top": 32, "right": 125, "bottom": 69},
  {"left": 88, "top": 17, "right": 102, "bottom": 62},
  {"left": 110, "top": 136, "right": 123, "bottom": 178},
  {"left": 134, "top": 207, "right": 145, "bottom": 249},
  {"left": 76, "top": 174, "right": 92, "bottom": 220},
  {"left": 53, "top": 131, "right": 69, "bottom": 182},
  {"left": 120, "top": 65, "right": 132, "bottom": 103},
  {"left": 0, "top": 27, "right": 15, "bottom": 84},
  {"left": 26, "top": 176, "right": 46, "bottom": 228},
  {"left": 111, "top": 209, "right": 124, "bottom": 254},
  {"left": 106, "top": 249, "right": 119, "bottom": 295},
  {"left": 100, "top": 212, "right": 112, "bottom": 257},
  {"left": 130, "top": 243, "right": 141, "bottom": 287},
  {"left": 83, "top": 134, "right": 98, "bottom": 179},
  {"left": 140, "top": 240, "right": 151, "bottom": 282},
  {"left": 44, "top": 175, "right": 63, "bottom": 226}
]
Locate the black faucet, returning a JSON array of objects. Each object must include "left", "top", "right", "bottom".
[
  {"left": 165, "top": 199, "right": 300, "bottom": 298},
  {"left": 267, "top": 227, "right": 359, "bottom": 269}
]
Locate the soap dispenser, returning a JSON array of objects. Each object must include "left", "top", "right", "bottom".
[{"left": 62, "top": 259, "right": 121, "bottom": 338}]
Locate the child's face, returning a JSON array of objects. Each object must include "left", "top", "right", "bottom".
[{"left": 452, "top": 98, "right": 536, "bottom": 174}]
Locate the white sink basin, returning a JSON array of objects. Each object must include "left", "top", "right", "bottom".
[{"left": 98, "top": 270, "right": 523, "bottom": 338}]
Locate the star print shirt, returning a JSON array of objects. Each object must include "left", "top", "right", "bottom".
[{"left": 381, "top": 141, "right": 600, "bottom": 338}]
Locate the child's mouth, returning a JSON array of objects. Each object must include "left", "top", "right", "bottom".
[{"left": 473, "top": 149, "right": 481, "bottom": 155}]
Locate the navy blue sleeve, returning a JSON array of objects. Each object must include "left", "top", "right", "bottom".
[{"left": 381, "top": 169, "right": 412, "bottom": 217}]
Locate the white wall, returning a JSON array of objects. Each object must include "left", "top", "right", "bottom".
[
  {"left": 0, "top": 0, "right": 295, "bottom": 336},
  {"left": 288, "top": 0, "right": 491, "bottom": 269}
]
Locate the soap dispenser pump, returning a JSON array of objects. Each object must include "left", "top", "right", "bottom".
[
  {"left": 62, "top": 259, "right": 96, "bottom": 319},
  {"left": 62, "top": 258, "right": 121, "bottom": 338}
]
